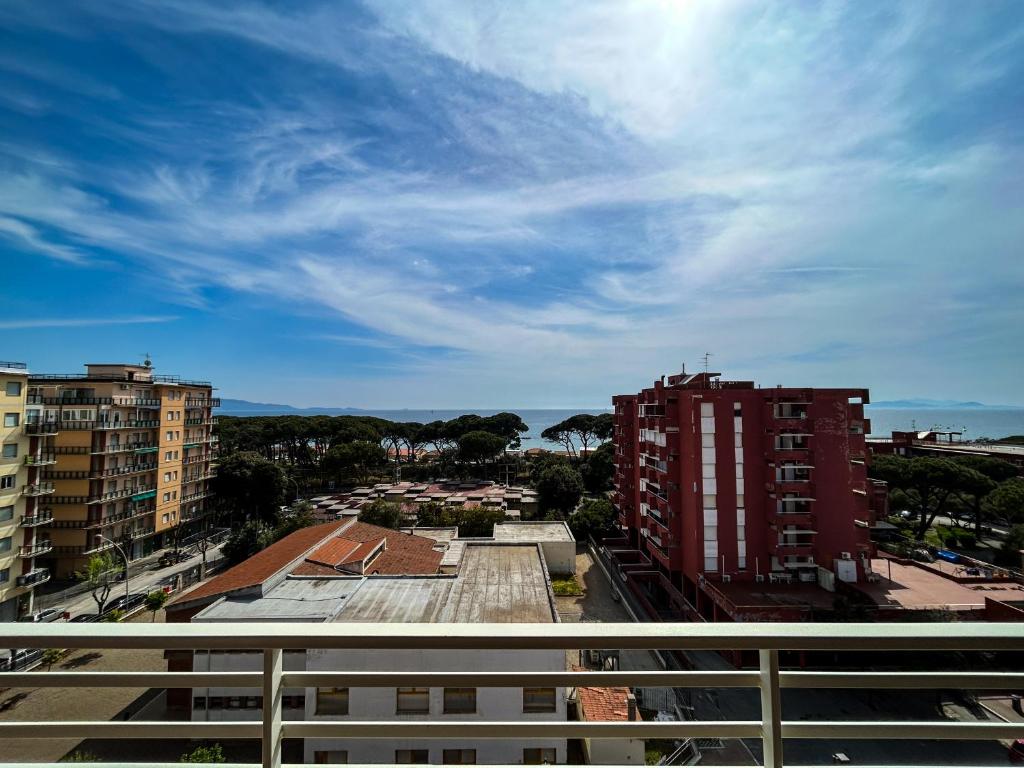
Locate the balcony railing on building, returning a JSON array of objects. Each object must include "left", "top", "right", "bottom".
[
  {"left": 24, "top": 452, "right": 57, "bottom": 466},
  {"left": 19, "top": 539, "right": 53, "bottom": 557},
  {"left": 23, "top": 482, "right": 56, "bottom": 496},
  {"left": 20, "top": 509, "right": 54, "bottom": 527},
  {"left": 15, "top": 567, "right": 49, "bottom": 587}
]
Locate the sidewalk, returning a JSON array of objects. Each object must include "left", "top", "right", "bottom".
[{"left": 0, "top": 611, "right": 169, "bottom": 762}]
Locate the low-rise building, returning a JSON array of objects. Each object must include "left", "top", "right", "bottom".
[
  {"left": 576, "top": 684, "right": 645, "bottom": 765},
  {"left": 166, "top": 519, "right": 567, "bottom": 765},
  {"left": 310, "top": 481, "right": 540, "bottom": 523}
]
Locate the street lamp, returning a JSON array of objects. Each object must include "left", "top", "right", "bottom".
[{"left": 99, "top": 535, "right": 130, "bottom": 605}]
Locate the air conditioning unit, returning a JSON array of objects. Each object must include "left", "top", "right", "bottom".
[
  {"left": 840, "top": 551, "right": 852, "bottom": 560},
  {"left": 755, "top": 574, "right": 765, "bottom": 583},
  {"left": 722, "top": 574, "right": 732, "bottom": 583}
]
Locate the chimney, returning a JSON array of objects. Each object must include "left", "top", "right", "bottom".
[{"left": 626, "top": 692, "right": 637, "bottom": 721}]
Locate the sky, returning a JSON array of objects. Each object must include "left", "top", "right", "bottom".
[{"left": 1, "top": 1, "right": 1023, "bottom": 408}]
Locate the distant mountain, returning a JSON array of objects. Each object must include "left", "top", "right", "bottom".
[
  {"left": 218, "top": 398, "right": 366, "bottom": 415},
  {"left": 869, "top": 398, "right": 1022, "bottom": 410}
]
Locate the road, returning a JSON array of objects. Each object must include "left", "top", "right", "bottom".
[
  {"left": 41, "top": 543, "right": 225, "bottom": 619},
  {"left": 581, "top": 546, "right": 1010, "bottom": 766}
]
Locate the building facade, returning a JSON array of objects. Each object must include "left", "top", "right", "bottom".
[
  {"left": 25, "top": 362, "right": 218, "bottom": 578},
  {"left": 612, "top": 369, "right": 876, "bottom": 621},
  {"left": 1, "top": 361, "right": 51, "bottom": 619}
]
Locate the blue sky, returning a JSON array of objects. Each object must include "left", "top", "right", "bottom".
[{"left": 1, "top": 1, "right": 1023, "bottom": 408}]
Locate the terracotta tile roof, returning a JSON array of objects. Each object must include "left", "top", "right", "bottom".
[
  {"left": 334, "top": 521, "right": 442, "bottom": 575},
  {"left": 168, "top": 520, "right": 347, "bottom": 608},
  {"left": 339, "top": 538, "right": 386, "bottom": 569},
  {"left": 578, "top": 685, "right": 640, "bottom": 722},
  {"left": 306, "top": 537, "right": 361, "bottom": 568}
]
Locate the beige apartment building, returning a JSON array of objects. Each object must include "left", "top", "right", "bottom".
[
  {"left": 2, "top": 361, "right": 51, "bottom": 620},
  {"left": 26, "top": 362, "right": 218, "bottom": 579}
]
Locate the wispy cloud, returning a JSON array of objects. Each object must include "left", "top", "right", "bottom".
[
  {"left": 0, "top": 1, "right": 1022, "bottom": 405},
  {"left": 0, "top": 316, "right": 179, "bottom": 330}
]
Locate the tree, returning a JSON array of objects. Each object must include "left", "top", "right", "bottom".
[
  {"left": 952, "top": 456, "right": 1018, "bottom": 534},
  {"left": 454, "top": 505, "right": 505, "bottom": 537},
  {"left": 568, "top": 497, "right": 617, "bottom": 541},
  {"left": 180, "top": 744, "right": 226, "bottom": 763},
  {"left": 76, "top": 552, "right": 123, "bottom": 616},
  {"left": 272, "top": 500, "right": 317, "bottom": 540},
  {"left": 214, "top": 451, "right": 287, "bottom": 527},
  {"left": 580, "top": 441, "right": 615, "bottom": 494},
  {"left": 324, "top": 441, "right": 386, "bottom": 484},
  {"left": 41, "top": 647, "right": 64, "bottom": 671},
  {"left": 359, "top": 498, "right": 403, "bottom": 530},
  {"left": 593, "top": 413, "right": 614, "bottom": 442},
  {"left": 145, "top": 589, "right": 169, "bottom": 622},
  {"left": 1002, "top": 524, "right": 1024, "bottom": 555},
  {"left": 222, "top": 520, "right": 275, "bottom": 565},
  {"left": 541, "top": 421, "right": 577, "bottom": 459},
  {"left": 536, "top": 464, "right": 584, "bottom": 515},
  {"left": 869, "top": 456, "right": 972, "bottom": 540},
  {"left": 458, "top": 431, "right": 506, "bottom": 466},
  {"left": 61, "top": 751, "right": 100, "bottom": 763},
  {"left": 529, "top": 452, "right": 572, "bottom": 485},
  {"left": 988, "top": 478, "right": 1024, "bottom": 526}
]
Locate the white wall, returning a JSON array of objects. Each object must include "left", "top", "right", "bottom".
[
  {"left": 540, "top": 541, "right": 576, "bottom": 576},
  {"left": 583, "top": 736, "right": 646, "bottom": 765},
  {"left": 303, "top": 647, "right": 566, "bottom": 765}
]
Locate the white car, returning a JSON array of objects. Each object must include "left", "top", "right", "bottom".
[{"left": 18, "top": 607, "right": 66, "bottom": 623}]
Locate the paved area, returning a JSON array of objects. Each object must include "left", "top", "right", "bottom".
[{"left": 0, "top": 610, "right": 168, "bottom": 762}]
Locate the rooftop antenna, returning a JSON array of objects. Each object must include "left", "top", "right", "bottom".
[
  {"left": 142, "top": 353, "right": 152, "bottom": 368},
  {"left": 702, "top": 352, "right": 713, "bottom": 375}
]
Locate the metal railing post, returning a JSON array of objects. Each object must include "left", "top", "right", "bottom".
[
  {"left": 263, "top": 648, "right": 283, "bottom": 768},
  {"left": 759, "top": 648, "right": 783, "bottom": 768}
]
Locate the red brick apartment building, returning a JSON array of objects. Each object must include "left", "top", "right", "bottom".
[{"left": 611, "top": 369, "right": 884, "bottom": 622}]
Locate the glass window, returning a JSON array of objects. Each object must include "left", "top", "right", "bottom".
[
  {"left": 397, "top": 687, "right": 430, "bottom": 714},
  {"left": 3, "top": 413, "right": 18, "bottom": 427},
  {"left": 523, "top": 687, "right": 556, "bottom": 713},
  {"left": 442, "top": 749, "right": 476, "bottom": 765},
  {"left": 0, "top": 537, "right": 10, "bottom": 553},
  {"left": 395, "top": 750, "right": 429, "bottom": 764},
  {"left": 523, "top": 748, "right": 557, "bottom": 765},
  {"left": 2, "top": 444, "right": 17, "bottom": 458},
  {"left": 0, "top": 505, "right": 13, "bottom": 522},
  {"left": 5, "top": 382, "right": 21, "bottom": 397},
  {"left": 0, "top": 475, "right": 14, "bottom": 489},
  {"left": 443, "top": 687, "right": 476, "bottom": 714},
  {"left": 315, "top": 687, "right": 349, "bottom": 715}
]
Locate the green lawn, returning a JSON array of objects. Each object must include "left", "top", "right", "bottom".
[{"left": 550, "top": 575, "right": 583, "bottom": 596}]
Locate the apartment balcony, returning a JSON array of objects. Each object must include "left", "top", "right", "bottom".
[
  {"left": 41, "top": 469, "right": 90, "bottom": 480},
  {"left": 23, "top": 482, "right": 55, "bottom": 496},
  {"left": 39, "top": 395, "right": 113, "bottom": 405},
  {"left": 92, "top": 442, "right": 157, "bottom": 455},
  {"left": 23, "top": 452, "right": 57, "bottom": 466},
  {"left": 185, "top": 396, "right": 220, "bottom": 407},
  {"left": 181, "top": 489, "right": 213, "bottom": 504},
  {"left": 88, "top": 505, "right": 158, "bottom": 528},
  {"left": 769, "top": 541, "right": 816, "bottom": 559},
  {"left": 24, "top": 421, "right": 59, "bottom": 436},
  {"left": 87, "top": 486, "right": 156, "bottom": 504},
  {"left": 20, "top": 509, "right": 54, "bottom": 527},
  {"left": 185, "top": 417, "right": 218, "bottom": 426},
  {"left": 50, "top": 495, "right": 90, "bottom": 504},
  {"left": 91, "top": 463, "right": 159, "bottom": 479},
  {"left": 54, "top": 445, "right": 90, "bottom": 455},
  {"left": 111, "top": 396, "right": 162, "bottom": 408},
  {"left": 96, "top": 419, "right": 160, "bottom": 430},
  {"left": 19, "top": 539, "right": 53, "bottom": 557},
  {"left": 1, "top": 622, "right": 1022, "bottom": 768},
  {"left": 15, "top": 567, "right": 49, "bottom": 587},
  {"left": 182, "top": 452, "right": 215, "bottom": 465}
]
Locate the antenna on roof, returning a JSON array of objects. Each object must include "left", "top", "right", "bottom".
[
  {"left": 702, "top": 352, "right": 712, "bottom": 375},
  {"left": 142, "top": 353, "right": 152, "bottom": 368}
]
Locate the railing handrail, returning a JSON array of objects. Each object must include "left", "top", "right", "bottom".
[{"left": 1, "top": 621, "right": 1021, "bottom": 650}]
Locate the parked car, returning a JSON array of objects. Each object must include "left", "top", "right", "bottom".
[
  {"left": 1009, "top": 738, "right": 1024, "bottom": 764},
  {"left": 69, "top": 613, "right": 99, "bottom": 623},
  {"left": 18, "top": 607, "right": 66, "bottom": 623},
  {"left": 0, "top": 648, "right": 43, "bottom": 672},
  {"left": 104, "top": 592, "right": 146, "bottom": 614},
  {"left": 157, "top": 550, "right": 190, "bottom": 567}
]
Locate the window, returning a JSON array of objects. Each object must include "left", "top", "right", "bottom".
[
  {"left": 0, "top": 536, "right": 11, "bottom": 553},
  {"left": 4, "top": 413, "right": 19, "bottom": 427},
  {"left": 0, "top": 568, "right": 8, "bottom": 584},
  {"left": 162, "top": 514, "right": 169, "bottom": 524},
  {"left": 165, "top": 431, "right": 173, "bottom": 441},
  {"left": 442, "top": 749, "right": 476, "bottom": 764},
  {"left": 164, "top": 472, "right": 171, "bottom": 482},
  {"left": 313, "top": 751, "right": 348, "bottom": 764},
  {"left": 0, "top": 505, "right": 13, "bottom": 522},
  {"left": 315, "top": 687, "right": 349, "bottom": 715},
  {"left": 5, "top": 381, "right": 21, "bottom": 397},
  {"left": 397, "top": 687, "right": 430, "bottom": 714},
  {"left": 0, "top": 475, "right": 14, "bottom": 490},
  {"left": 523, "top": 748, "right": 557, "bottom": 765},
  {"left": 395, "top": 750, "right": 429, "bottom": 764},
  {"left": 163, "top": 493, "right": 171, "bottom": 503},
  {"left": 443, "top": 687, "right": 476, "bottom": 714},
  {"left": 523, "top": 687, "right": 556, "bottom": 713},
  {"left": 165, "top": 451, "right": 173, "bottom": 461},
  {"left": 2, "top": 444, "right": 16, "bottom": 458}
]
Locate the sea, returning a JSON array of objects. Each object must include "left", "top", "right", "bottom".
[{"left": 218, "top": 406, "right": 1024, "bottom": 447}]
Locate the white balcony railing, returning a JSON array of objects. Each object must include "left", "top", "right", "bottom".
[{"left": 0, "top": 623, "right": 1022, "bottom": 768}]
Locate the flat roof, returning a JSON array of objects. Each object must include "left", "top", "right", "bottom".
[
  {"left": 493, "top": 521, "right": 575, "bottom": 543},
  {"left": 194, "top": 578, "right": 363, "bottom": 622},
  {"left": 336, "top": 578, "right": 453, "bottom": 623},
  {"left": 443, "top": 544, "right": 555, "bottom": 623},
  {"left": 858, "top": 558, "right": 1024, "bottom": 610}
]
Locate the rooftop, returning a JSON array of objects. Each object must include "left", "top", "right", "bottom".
[
  {"left": 493, "top": 520, "right": 574, "bottom": 543},
  {"left": 193, "top": 578, "right": 362, "bottom": 622},
  {"left": 859, "top": 558, "right": 1024, "bottom": 610},
  {"left": 578, "top": 684, "right": 639, "bottom": 722}
]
